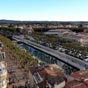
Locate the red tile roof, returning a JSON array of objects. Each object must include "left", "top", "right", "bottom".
[
  {"left": 30, "top": 64, "right": 66, "bottom": 88},
  {"left": 65, "top": 70, "right": 88, "bottom": 88},
  {"left": 71, "top": 70, "right": 88, "bottom": 79},
  {"left": 71, "top": 72, "right": 86, "bottom": 79},
  {"left": 65, "top": 80, "right": 88, "bottom": 88}
]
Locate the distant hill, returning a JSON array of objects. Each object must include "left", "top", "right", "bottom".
[
  {"left": 0, "top": 19, "right": 88, "bottom": 25},
  {"left": 0, "top": 19, "right": 22, "bottom": 24}
]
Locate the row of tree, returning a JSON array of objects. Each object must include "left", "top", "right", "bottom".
[{"left": 32, "top": 32, "right": 88, "bottom": 53}]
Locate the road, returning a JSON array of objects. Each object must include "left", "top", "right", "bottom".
[{"left": 13, "top": 36, "right": 88, "bottom": 70}]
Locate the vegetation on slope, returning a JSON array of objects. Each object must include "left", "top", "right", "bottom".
[{"left": 0, "top": 35, "right": 38, "bottom": 71}]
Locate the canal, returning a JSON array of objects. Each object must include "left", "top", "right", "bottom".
[{"left": 17, "top": 41, "right": 79, "bottom": 75}]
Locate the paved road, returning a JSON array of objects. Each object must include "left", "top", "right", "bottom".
[{"left": 13, "top": 36, "right": 88, "bottom": 70}]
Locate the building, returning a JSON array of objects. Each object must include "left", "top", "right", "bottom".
[
  {"left": 64, "top": 80, "right": 88, "bottom": 88},
  {"left": 0, "top": 42, "right": 5, "bottom": 59},
  {"left": 64, "top": 70, "right": 88, "bottom": 88},
  {"left": 44, "top": 29, "right": 71, "bottom": 36},
  {"left": 0, "top": 61, "right": 8, "bottom": 88},
  {"left": 0, "top": 42, "right": 7, "bottom": 88},
  {"left": 30, "top": 64, "right": 66, "bottom": 88},
  {"left": 16, "top": 25, "right": 34, "bottom": 34}
]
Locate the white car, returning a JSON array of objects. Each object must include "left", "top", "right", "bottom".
[{"left": 84, "top": 58, "right": 88, "bottom": 62}]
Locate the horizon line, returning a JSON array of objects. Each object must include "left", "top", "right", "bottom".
[{"left": 0, "top": 19, "right": 88, "bottom": 22}]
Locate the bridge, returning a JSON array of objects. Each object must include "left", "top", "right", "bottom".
[{"left": 13, "top": 36, "right": 88, "bottom": 70}]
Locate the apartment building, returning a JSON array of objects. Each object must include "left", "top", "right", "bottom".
[{"left": 0, "top": 61, "right": 7, "bottom": 88}]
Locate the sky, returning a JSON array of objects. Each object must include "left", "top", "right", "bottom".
[{"left": 0, "top": 0, "right": 88, "bottom": 21}]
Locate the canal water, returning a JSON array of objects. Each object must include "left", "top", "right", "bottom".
[{"left": 17, "top": 41, "right": 78, "bottom": 75}]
